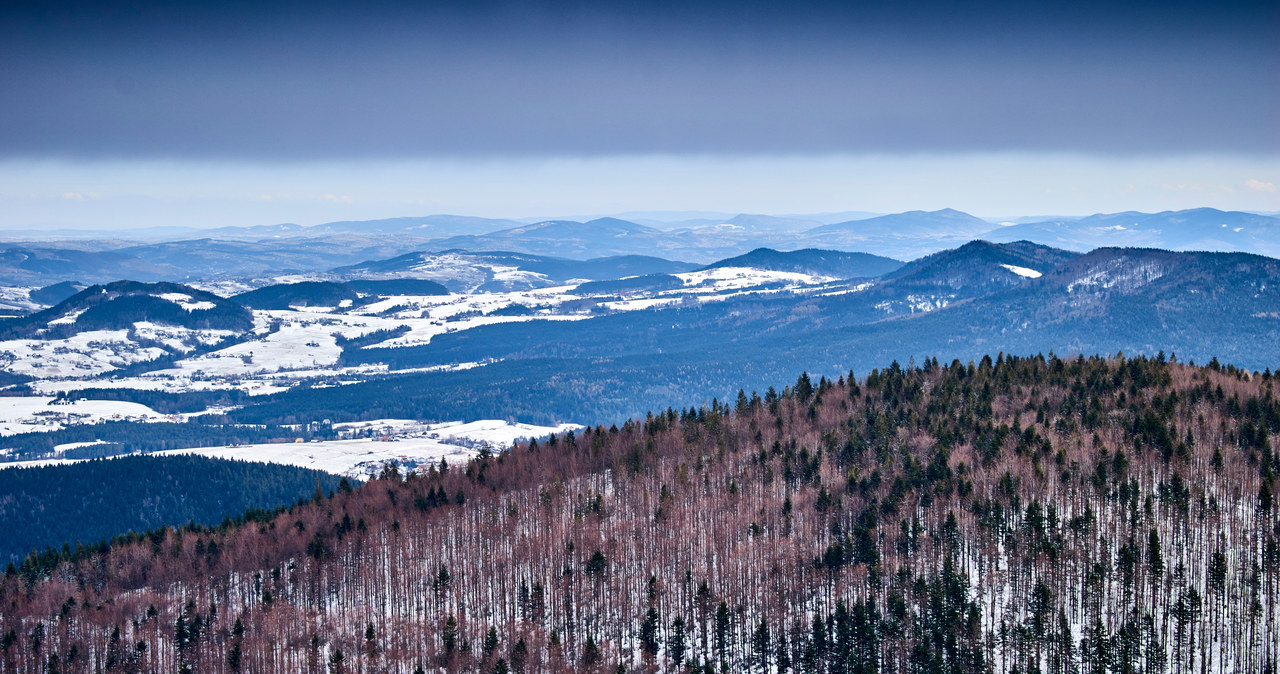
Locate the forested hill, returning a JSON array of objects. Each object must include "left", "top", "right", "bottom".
[
  {"left": 0, "top": 455, "right": 346, "bottom": 564},
  {"left": 3, "top": 355, "right": 1279, "bottom": 674}
]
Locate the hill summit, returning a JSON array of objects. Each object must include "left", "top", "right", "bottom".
[{"left": 3, "top": 354, "right": 1276, "bottom": 674}]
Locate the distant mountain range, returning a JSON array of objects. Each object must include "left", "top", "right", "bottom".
[
  {"left": 332, "top": 250, "right": 700, "bottom": 292},
  {"left": 2, "top": 207, "right": 1279, "bottom": 287},
  {"left": 230, "top": 242, "right": 1280, "bottom": 427},
  {"left": 985, "top": 207, "right": 1280, "bottom": 257},
  {"left": 2, "top": 238, "right": 1277, "bottom": 429}
]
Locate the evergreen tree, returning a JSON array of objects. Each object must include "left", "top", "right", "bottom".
[
  {"left": 751, "top": 618, "right": 771, "bottom": 672},
  {"left": 640, "top": 606, "right": 661, "bottom": 657},
  {"left": 669, "top": 616, "right": 688, "bottom": 667}
]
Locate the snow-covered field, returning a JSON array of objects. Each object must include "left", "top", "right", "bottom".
[
  {"left": 423, "top": 419, "right": 582, "bottom": 448},
  {"left": 354, "top": 252, "right": 557, "bottom": 292},
  {"left": 0, "top": 286, "right": 40, "bottom": 315},
  {"left": 0, "top": 396, "right": 174, "bottom": 435},
  {"left": 1, "top": 266, "right": 835, "bottom": 396},
  {"left": 0, "top": 417, "right": 580, "bottom": 477},
  {"left": 155, "top": 437, "right": 479, "bottom": 478},
  {"left": 0, "top": 266, "right": 827, "bottom": 462},
  {"left": 2, "top": 268, "right": 831, "bottom": 402},
  {"left": 0, "top": 329, "right": 168, "bottom": 378},
  {"left": 672, "top": 266, "right": 835, "bottom": 291}
]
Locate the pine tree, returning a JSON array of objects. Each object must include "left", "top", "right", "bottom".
[
  {"left": 483, "top": 626, "right": 499, "bottom": 658},
  {"left": 669, "top": 616, "right": 688, "bottom": 667},
  {"left": 774, "top": 628, "right": 791, "bottom": 673},
  {"left": 752, "top": 618, "right": 771, "bottom": 672},
  {"left": 1146, "top": 529, "right": 1163, "bottom": 578},
  {"left": 510, "top": 638, "right": 528, "bottom": 673},
  {"left": 715, "top": 601, "right": 730, "bottom": 665},
  {"left": 442, "top": 615, "right": 458, "bottom": 656},
  {"left": 583, "top": 634, "right": 601, "bottom": 665},
  {"left": 640, "top": 606, "right": 661, "bottom": 657}
]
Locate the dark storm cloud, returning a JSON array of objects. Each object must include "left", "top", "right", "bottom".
[{"left": 1, "top": 0, "right": 1276, "bottom": 159}]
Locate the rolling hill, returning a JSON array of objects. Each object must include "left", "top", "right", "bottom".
[{"left": 3, "top": 355, "right": 1275, "bottom": 673}]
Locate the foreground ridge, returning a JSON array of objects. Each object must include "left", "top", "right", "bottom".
[{"left": 2, "top": 354, "right": 1278, "bottom": 673}]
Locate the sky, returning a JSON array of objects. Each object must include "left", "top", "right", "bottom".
[{"left": 1, "top": 0, "right": 1277, "bottom": 229}]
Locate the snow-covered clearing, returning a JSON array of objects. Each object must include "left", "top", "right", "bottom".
[
  {"left": 154, "top": 437, "right": 480, "bottom": 478},
  {"left": 132, "top": 322, "right": 236, "bottom": 351},
  {"left": 425, "top": 419, "right": 582, "bottom": 448},
  {"left": 0, "top": 330, "right": 167, "bottom": 378},
  {"left": 0, "top": 418, "right": 581, "bottom": 478},
  {"left": 673, "top": 267, "right": 835, "bottom": 291},
  {"left": 0, "top": 286, "right": 40, "bottom": 314},
  {"left": 1000, "top": 263, "right": 1043, "bottom": 279},
  {"left": 157, "top": 293, "right": 217, "bottom": 311},
  {"left": 0, "top": 396, "right": 172, "bottom": 436}
]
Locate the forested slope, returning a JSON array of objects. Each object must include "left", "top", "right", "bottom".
[
  {"left": 1, "top": 355, "right": 1277, "bottom": 673},
  {"left": 0, "top": 455, "right": 346, "bottom": 564}
]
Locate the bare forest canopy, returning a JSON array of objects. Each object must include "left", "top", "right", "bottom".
[{"left": 2, "top": 354, "right": 1279, "bottom": 674}]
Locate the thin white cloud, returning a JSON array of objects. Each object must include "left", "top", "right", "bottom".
[{"left": 1245, "top": 178, "right": 1277, "bottom": 193}]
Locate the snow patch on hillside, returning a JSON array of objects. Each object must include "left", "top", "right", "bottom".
[
  {"left": 1000, "top": 264, "right": 1042, "bottom": 279},
  {"left": 157, "top": 293, "right": 216, "bottom": 311},
  {"left": 1067, "top": 260, "right": 1166, "bottom": 293},
  {"left": 0, "top": 286, "right": 40, "bottom": 315}
]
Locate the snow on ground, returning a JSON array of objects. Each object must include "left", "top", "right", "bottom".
[
  {"left": 354, "top": 285, "right": 579, "bottom": 321},
  {"left": 157, "top": 312, "right": 354, "bottom": 376},
  {"left": 154, "top": 437, "right": 480, "bottom": 478},
  {"left": 373, "top": 314, "right": 588, "bottom": 348},
  {"left": 47, "top": 307, "right": 87, "bottom": 325},
  {"left": 600, "top": 268, "right": 833, "bottom": 311},
  {"left": 4, "top": 268, "right": 832, "bottom": 401},
  {"left": 1000, "top": 264, "right": 1043, "bottom": 279},
  {"left": 673, "top": 267, "right": 835, "bottom": 292},
  {"left": 0, "top": 396, "right": 172, "bottom": 436},
  {"left": 602, "top": 297, "right": 682, "bottom": 312},
  {"left": 52, "top": 440, "right": 117, "bottom": 454},
  {"left": 424, "top": 419, "right": 582, "bottom": 449},
  {"left": 269, "top": 274, "right": 331, "bottom": 284},
  {"left": 404, "top": 252, "right": 553, "bottom": 292},
  {"left": 28, "top": 375, "right": 292, "bottom": 397},
  {"left": 157, "top": 293, "right": 216, "bottom": 311},
  {"left": 0, "top": 286, "right": 40, "bottom": 314},
  {"left": 818, "top": 282, "right": 875, "bottom": 297},
  {"left": 132, "top": 322, "right": 236, "bottom": 352},
  {"left": 0, "top": 457, "right": 82, "bottom": 470},
  {"left": 0, "top": 330, "right": 168, "bottom": 378},
  {"left": 186, "top": 280, "right": 257, "bottom": 297},
  {"left": 489, "top": 264, "right": 552, "bottom": 288},
  {"left": 0, "top": 418, "right": 580, "bottom": 478},
  {"left": 332, "top": 419, "right": 430, "bottom": 435},
  {"left": 1066, "top": 260, "right": 1166, "bottom": 293},
  {"left": 28, "top": 361, "right": 488, "bottom": 399}
]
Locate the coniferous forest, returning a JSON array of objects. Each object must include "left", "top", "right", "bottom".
[
  {"left": 0, "top": 455, "right": 346, "bottom": 564},
  {"left": 1, "top": 354, "right": 1278, "bottom": 673}
]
